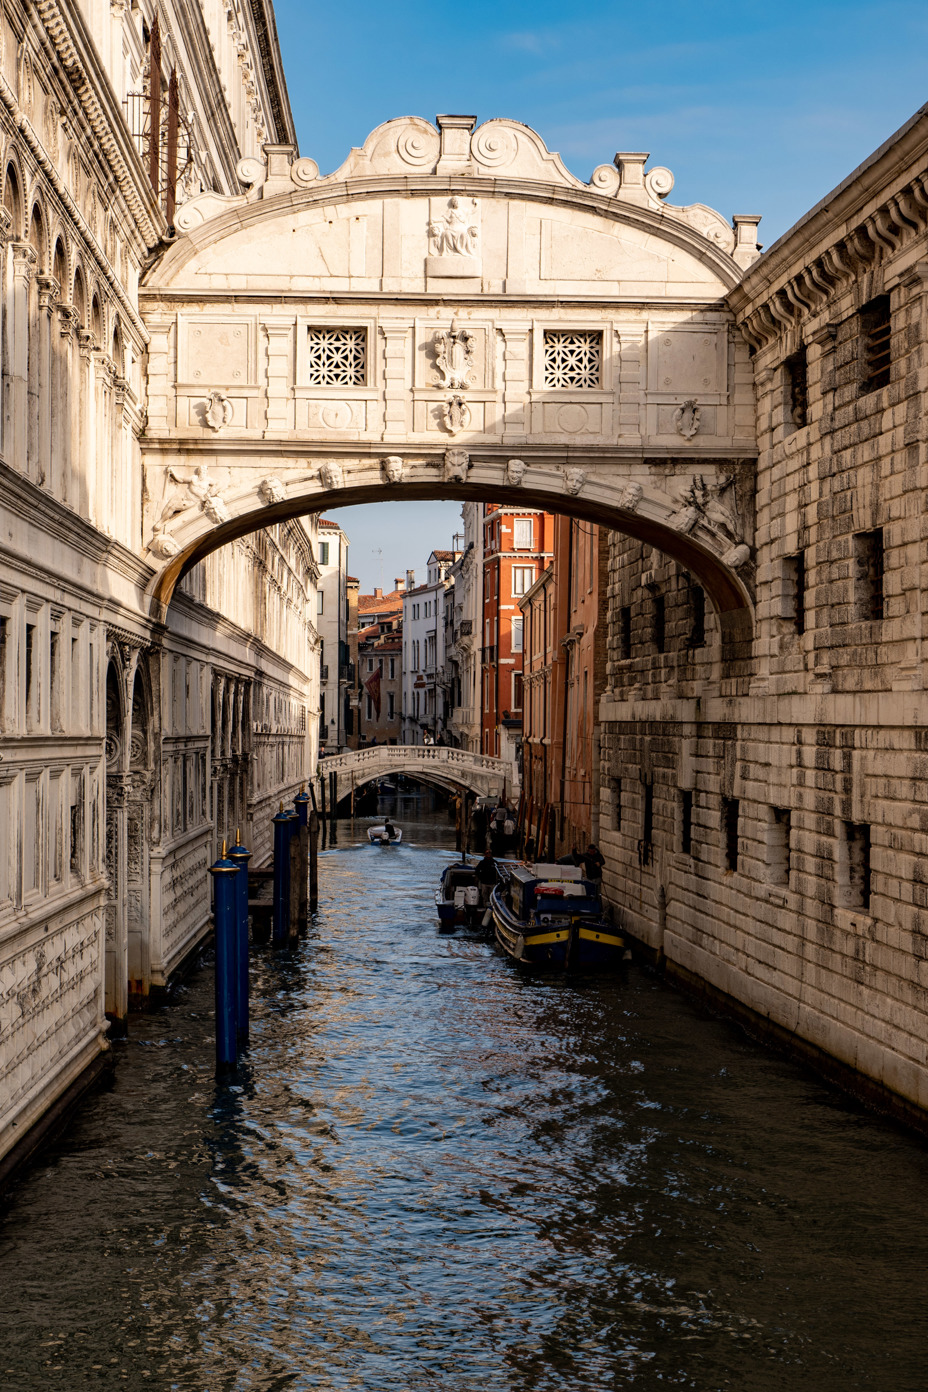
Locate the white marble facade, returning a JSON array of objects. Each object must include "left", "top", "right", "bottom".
[{"left": 0, "top": 0, "right": 315, "bottom": 1181}]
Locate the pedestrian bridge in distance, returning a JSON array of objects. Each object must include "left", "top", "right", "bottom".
[{"left": 317, "top": 745, "right": 517, "bottom": 807}]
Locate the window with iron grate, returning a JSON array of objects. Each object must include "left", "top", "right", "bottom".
[
  {"left": 543, "top": 330, "right": 602, "bottom": 388},
  {"left": 859, "top": 296, "right": 891, "bottom": 394},
  {"left": 305, "top": 328, "right": 366, "bottom": 386},
  {"left": 783, "top": 345, "right": 808, "bottom": 429}
]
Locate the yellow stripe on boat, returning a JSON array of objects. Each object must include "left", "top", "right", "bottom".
[
  {"left": 524, "top": 930, "right": 569, "bottom": 946},
  {"left": 577, "top": 928, "right": 624, "bottom": 948}
]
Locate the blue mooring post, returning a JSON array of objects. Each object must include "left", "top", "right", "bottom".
[
  {"left": 227, "top": 827, "right": 252, "bottom": 1045},
  {"left": 272, "top": 803, "right": 291, "bottom": 946},
  {"left": 294, "top": 785, "right": 310, "bottom": 828},
  {"left": 209, "top": 840, "right": 240, "bottom": 1070},
  {"left": 294, "top": 786, "right": 310, "bottom": 933}
]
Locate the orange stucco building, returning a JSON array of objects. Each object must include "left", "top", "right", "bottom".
[{"left": 520, "top": 517, "right": 609, "bottom": 858}]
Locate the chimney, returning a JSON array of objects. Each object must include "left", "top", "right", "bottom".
[
  {"left": 374, "top": 586, "right": 383, "bottom": 599},
  {"left": 406, "top": 569, "right": 415, "bottom": 590},
  {"left": 395, "top": 577, "right": 405, "bottom": 592}
]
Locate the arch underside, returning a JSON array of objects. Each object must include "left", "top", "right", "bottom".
[{"left": 149, "top": 472, "right": 755, "bottom": 639}]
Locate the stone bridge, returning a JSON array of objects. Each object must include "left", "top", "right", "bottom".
[
  {"left": 139, "top": 114, "right": 761, "bottom": 642},
  {"left": 318, "top": 745, "right": 517, "bottom": 807}
]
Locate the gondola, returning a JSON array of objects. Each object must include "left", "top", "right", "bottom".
[
  {"left": 435, "top": 860, "right": 481, "bottom": 931},
  {"left": 490, "top": 862, "right": 623, "bottom": 969}
]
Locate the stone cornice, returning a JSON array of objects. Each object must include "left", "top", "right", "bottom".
[
  {"left": 0, "top": 81, "right": 150, "bottom": 345},
  {"left": 0, "top": 458, "right": 153, "bottom": 588},
  {"left": 33, "top": 0, "right": 163, "bottom": 246},
  {"left": 731, "top": 104, "right": 928, "bottom": 350},
  {"left": 247, "top": 0, "right": 297, "bottom": 147}
]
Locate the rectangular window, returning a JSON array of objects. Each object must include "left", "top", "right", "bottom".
[
  {"left": 317, "top": 591, "right": 324, "bottom": 614},
  {"left": 681, "top": 789, "right": 693, "bottom": 856},
  {"left": 0, "top": 616, "right": 7, "bottom": 729},
  {"left": 368, "top": 658, "right": 373, "bottom": 672},
  {"left": 842, "top": 821, "right": 871, "bottom": 910},
  {"left": 687, "top": 584, "right": 705, "bottom": 649},
  {"left": 305, "top": 326, "right": 366, "bottom": 386},
  {"left": 860, "top": 295, "right": 891, "bottom": 394},
  {"left": 511, "top": 616, "right": 524, "bottom": 653},
  {"left": 366, "top": 695, "right": 373, "bottom": 720},
  {"left": 640, "top": 780, "right": 653, "bottom": 866},
  {"left": 769, "top": 806, "right": 791, "bottom": 886},
  {"left": 543, "top": 330, "right": 602, "bottom": 388},
  {"left": 652, "top": 593, "right": 665, "bottom": 654},
  {"left": 853, "top": 529, "right": 884, "bottom": 622},
  {"left": 513, "top": 517, "right": 533, "bottom": 550},
  {"left": 389, "top": 658, "right": 395, "bottom": 679},
  {"left": 610, "top": 777, "right": 622, "bottom": 831},
  {"left": 784, "top": 346, "right": 808, "bottom": 429},
  {"left": 619, "top": 605, "right": 631, "bottom": 659},
  {"left": 25, "top": 622, "right": 37, "bottom": 730},
  {"left": 318, "top": 541, "right": 330, "bottom": 566},
  {"left": 784, "top": 551, "right": 806, "bottom": 635},
  {"left": 722, "top": 797, "right": 739, "bottom": 871},
  {"left": 512, "top": 567, "right": 535, "bottom": 596},
  {"left": 511, "top": 672, "right": 523, "bottom": 710}
]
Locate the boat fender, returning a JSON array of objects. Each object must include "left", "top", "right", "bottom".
[
  {"left": 513, "top": 934, "right": 525, "bottom": 961},
  {"left": 481, "top": 907, "right": 493, "bottom": 928}
]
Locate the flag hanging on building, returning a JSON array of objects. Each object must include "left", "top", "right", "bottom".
[{"left": 364, "top": 667, "right": 382, "bottom": 718}]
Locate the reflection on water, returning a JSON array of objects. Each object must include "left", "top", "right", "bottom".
[{"left": 1, "top": 805, "right": 927, "bottom": 1391}]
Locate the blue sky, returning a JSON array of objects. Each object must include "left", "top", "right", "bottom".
[{"left": 272, "top": 0, "right": 928, "bottom": 589}]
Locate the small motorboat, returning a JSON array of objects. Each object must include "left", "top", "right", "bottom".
[
  {"left": 490, "top": 862, "right": 623, "bottom": 969},
  {"left": 435, "top": 860, "right": 481, "bottom": 932},
  {"left": 368, "top": 824, "right": 402, "bottom": 845}
]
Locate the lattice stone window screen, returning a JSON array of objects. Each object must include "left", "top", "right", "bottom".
[
  {"left": 305, "top": 328, "right": 366, "bottom": 386},
  {"left": 543, "top": 330, "right": 602, "bottom": 388}
]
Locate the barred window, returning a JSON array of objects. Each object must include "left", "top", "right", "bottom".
[
  {"left": 305, "top": 327, "right": 366, "bottom": 386},
  {"left": 543, "top": 330, "right": 602, "bottom": 388}
]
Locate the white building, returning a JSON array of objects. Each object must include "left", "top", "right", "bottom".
[
  {"left": 316, "top": 518, "right": 350, "bottom": 753},
  {"left": 401, "top": 550, "right": 459, "bottom": 744},
  {"left": 446, "top": 504, "right": 484, "bottom": 752}
]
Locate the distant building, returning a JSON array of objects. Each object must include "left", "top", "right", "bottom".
[
  {"left": 402, "top": 550, "right": 460, "bottom": 744},
  {"left": 481, "top": 506, "right": 554, "bottom": 767},
  {"left": 520, "top": 519, "right": 609, "bottom": 858},
  {"left": 345, "top": 576, "right": 360, "bottom": 748},
  {"left": 446, "top": 505, "right": 483, "bottom": 752},
  {"left": 316, "top": 519, "right": 350, "bottom": 752},
  {"left": 354, "top": 582, "right": 405, "bottom": 746}
]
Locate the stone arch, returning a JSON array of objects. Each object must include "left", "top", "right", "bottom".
[
  {"left": 71, "top": 263, "right": 87, "bottom": 325},
  {"left": 111, "top": 315, "right": 125, "bottom": 376},
  {"left": 147, "top": 466, "right": 754, "bottom": 653},
  {"left": 51, "top": 234, "right": 67, "bottom": 294},
  {"left": 89, "top": 290, "right": 102, "bottom": 344},
  {"left": 26, "top": 197, "right": 46, "bottom": 270},
  {"left": 2, "top": 159, "right": 23, "bottom": 237}
]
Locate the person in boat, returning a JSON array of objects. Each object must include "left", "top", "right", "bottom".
[
  {"left": 557, "top": 846, "right": 581, "bottom": 866},
  {"left": 582, "top": 843, "right": 605, "bottom": 883},
  {"left": 475, "top": 849, "right": 499, "bottom": 906},
  {"left": 383, "top": 819, "right": 397, "bottom": 841}
]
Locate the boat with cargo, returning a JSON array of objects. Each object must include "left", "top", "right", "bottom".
[{"left": 490, "top": 862, "right": 623, "bottom": 969}]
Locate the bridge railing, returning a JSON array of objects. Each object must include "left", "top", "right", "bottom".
[{"left": 318, "top": 745, "right": 512, "bottom": 777}]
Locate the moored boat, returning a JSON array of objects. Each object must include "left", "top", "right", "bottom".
[
  {"left": 490, "top": 863, "right": 623, "bottom": 969},
  {"left": 368, "top": 824, "right": 402, "bottom": 844},
  {"left": 435, "top": 860, "right": 481, "bottom": 932}
]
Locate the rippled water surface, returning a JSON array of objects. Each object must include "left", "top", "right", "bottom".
[{"left": 2, "top": 807, "right": 928, "bottom": 1391}]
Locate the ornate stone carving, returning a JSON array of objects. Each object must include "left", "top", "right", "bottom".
[
  {"left": 673, "top": 399, "right": 701, "bottom": 440},
  {"left": 44, "top": 96, "right": 60, "bottom": 162},
  {"left": 506, "top": 458, "right": 527, "bottom": 487},
  {"left": 429, "top": 197, "right": 479, "bottom": 256},
  {"left": 427, "top": 197, "right": 480, "bottom": 276},
  {"left": 290, "top": 157, "right": 319, "bottom": 187},
  {"left": 319, "top": 460, "right": 343, "bottom": 490},
  {"left": 202, "top": 390, "right": 234, "bottom": 431},
  {"left": 396, "top": 124, "right": 440, "bottom": 168},
  {"left": 645, "top": 166, "right": 675, "bottom": 201},
  {"left": 433, "top": 320, "right": 475, "bottom": 390},
  {"left": 258, "top": 476, "right": 286, "bottom": 504},
  {"left": 590, "top": 164, "right": 620, "bottom": 195},
  {"left": 620, "top": 481, "right": 643, "bottom": 512},
  {"left": 159, "top": 464, "right": 227, "bottom": 526},
  {"left": 236, "top": 156, "right": 266, "bottom": 201},
  {"left": 442, "top": 449, "right": 470, "bottom": 483},
  {"left": 381, "top": 455, "right": 405, "bottom": 483},
  {"left": 442, "top": 396, "right": 470, "bottom": 434},
  {"left": 148, "top": 523, "right": 181, "bottom": 559},
  {"left": 676, "top": 474, "right": 741, "bottom": 544},
  {"left": 563, "top": 467, "right": 586, "bottom": 496},
  {"left": 723, "top": 544, "right": 751, "bottom": 570},
  {"left": 472, "top": 124, "right": 518, "bottom": 169}
]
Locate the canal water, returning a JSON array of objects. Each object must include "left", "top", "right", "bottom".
[{"left": 2, "top": 802, "right": 928, "bottom": 1391}]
